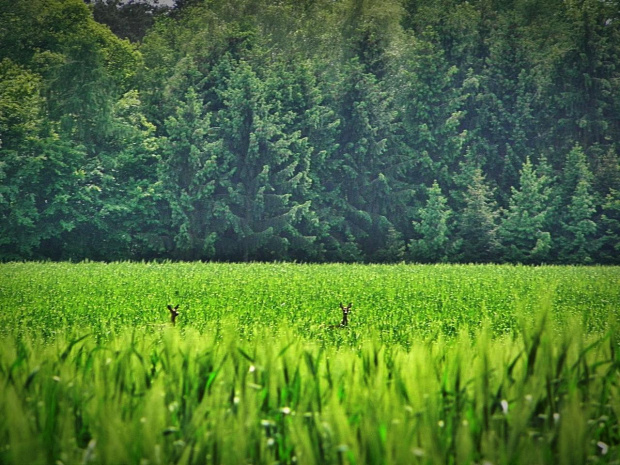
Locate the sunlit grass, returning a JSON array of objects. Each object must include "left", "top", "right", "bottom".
[{"left": 0, "top": 262, "right": 619, "bottom": 464}]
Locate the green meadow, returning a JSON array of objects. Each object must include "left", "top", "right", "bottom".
[{"left": 0, "top": 262, "right": 619, "bottom": 464}]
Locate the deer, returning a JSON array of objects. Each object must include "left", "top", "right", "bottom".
[
  {"left": 167, "top": 304, "right": 180, "bottom": 326},
  {"left": 328, "top": 302, "right": 352, "bottom": 328}
]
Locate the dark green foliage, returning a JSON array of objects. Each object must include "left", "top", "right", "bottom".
[
  {"left": 326, "top": 58, "right": 404, "bottom": 259},
  {"left": 210, "top": 56, "right": 313, "bottom": 261},
  {"left": 88, "top": 0, "right": 169, "bottom": 43},
  {"left": 374, "top": 226, "right": 406, "bottom": 263},
  {"left": 409, "top": 181, "right": 454, "bottom": 263},
  {"left": 457, "top": 168, "right": 500, "bottom": 263},
  {"left": 556, "top": 146, "right": 599, "bottom": 264},
  {"left": 558, "top": 180, "right": 598, "bottom": 264},
  {"left": 600, "top": 189, "right": 620, "bottom": 264},
  {"left": 498, "top": 157, "right": 552, "bottom": 263},
  {"left": 2, "top": 0, "right": 620, "bottom": 262},
  {"left": 160, "top": 86, "right": 221, "bottom": 259}
]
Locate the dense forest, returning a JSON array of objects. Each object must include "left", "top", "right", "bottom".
[{"left": 1, "top": 0, "right": 619, "bottom": 263}]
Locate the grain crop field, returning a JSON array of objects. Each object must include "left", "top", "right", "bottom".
[{"left": 0, "top": 262, "right": 619, "bottom": 464}]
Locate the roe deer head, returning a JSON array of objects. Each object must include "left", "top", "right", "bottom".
[
  {"left": 329, "top": 302, "right": 352, "bottom": 328},
  {"left": 167, "top": 304, "right": 180, "bottom": 326}
]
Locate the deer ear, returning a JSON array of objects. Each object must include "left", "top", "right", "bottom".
[
  {"left": 348, "top": 302, "right": 352, "bottom": 308},
  {"left": 167, "top": 305, "right": 173, "bottom": 311},
  {"left": 174, "top": 304, "right": 179, "bottom": 310},
  {"left": 339, "top": 302, "right": 344, "bottom": 309}
]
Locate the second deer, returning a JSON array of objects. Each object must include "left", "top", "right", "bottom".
[
  {"left": 167, "top": 304, "right": 180, "bottom": 326},
  {"left": 330, "top": 302, "right": 352, "bottom": 328}
]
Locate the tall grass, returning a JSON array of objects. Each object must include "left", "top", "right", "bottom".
[
  {"left": 1, "top": 262, "right": 618, "bottom": 341},
  {"left": 0, "top": 263, "right": 619, "bottom": 464}
]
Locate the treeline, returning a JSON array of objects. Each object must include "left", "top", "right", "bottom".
[{"left": 1, "top": 0, "right": 619, "bottom": 263}]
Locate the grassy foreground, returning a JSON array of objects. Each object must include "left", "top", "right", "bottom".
[{"left": 0, "top": 262, "right": 619, "bottom": 464}]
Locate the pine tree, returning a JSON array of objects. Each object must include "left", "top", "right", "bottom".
[
  {"left": 159, "top": 87, "right": 221, "bottom": 260},
  {"left": 556, "top": 145, "right": 599, "bottom": 263},
  {"left": 392, "top": 30, "right": 466, "bottom": 191},
  {"left": 498, "top": 157, "right": 552, "bottom": 263},
  {"left": 326, "top": 58, "right": 406, "bottom": 259},
  {"left": 212, "top": 56, "right": 313, "bottom": 261},
  {"left": 559, "top": 179, "right": 598, "bottom": 264},
  {"left": 561, "top": 145, "right": 593, "bottom": 200},
  {"left": 374, "top": 226, "right": 406, "bottom": 263},
  {"left": 600, "top": 189, "right": 620, "bottom": 264},
  {"left": 457, "top": 168, "right": 500, "bottom": 263},
  {"left": 592, "top": 148, "right": 620, "bottom": 199},
  {"left": 263, "top": 57, "right": 340, "bottom": 261},
  {"left": 409, "top": 180, "right": 454, "bottom": 263},
  {"left": 552, "top": 0, "right": 620, "bottom": 154}
]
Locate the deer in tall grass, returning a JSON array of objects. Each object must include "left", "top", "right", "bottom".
[
  {"left": 167, "top": 304, "right": 180, "bottom": 326},
  {"left": 328, "top": 302, "right": 352, "bottom": 328}
]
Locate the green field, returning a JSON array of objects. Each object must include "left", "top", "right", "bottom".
[{"left": 1, "top": 263, "right": 619, "bottom": 464}]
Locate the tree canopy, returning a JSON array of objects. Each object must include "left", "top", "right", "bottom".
[{"left": 1, "top": 0, "right": 619, "bottom": 263}]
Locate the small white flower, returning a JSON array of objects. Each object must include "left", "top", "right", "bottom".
[
  {"left": 500, "top": 399, "right": 509, "bottom": 414},
  {"left": 597, "top": 441, "right": 609, "bottom": 455},
  {"left": 438, "top": 420, "right": 445, "bottom": 428},
  {"left": 281, "top": 407, "right": 291, "bottom": 415},
  {"left": 249, "top": 365, "right": 256, "bottom": 373}
]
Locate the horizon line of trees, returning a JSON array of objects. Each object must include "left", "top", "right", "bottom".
[{"left": 1, "top": 0, "right": 619, "bottom": 264}]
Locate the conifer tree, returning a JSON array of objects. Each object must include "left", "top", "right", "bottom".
[
  {"left": 498, "top": 157, "right": 552, "bottom": 263},
  {"left": 160, "top": 87, "right": 221, "bottom": 260},
  {"left": 556, "top": 145, "right": 599, "bottom": 263},
  {"left": 392, "top": 31, "right": 466, "bottom": 191},
  {"left": 600, "top": 189, "right": 620, "bottom": 264},
  {"left": 327, "top": 58, "right": 405, "bottom": 258},
  {"left": 212, "top": 57, "right": 313, "bottom": 261},
  {"left": 558, "top": 180, "right": 598, "bottom": 264},
  {"left": 263, "top": 57, "right": 340, "bottom": 261},
  {"left": 409, "top": 180, "right": 454, "bottom": 263},
  {"left": 374, "top": 226, "right": 406, "bottom": 263},
  {"left": 457, "top": 168, "right": 500, "bottom": 263}
]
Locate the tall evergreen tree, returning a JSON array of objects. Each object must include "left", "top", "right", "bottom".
[
  {"left": 558, "top": 180, "right": 598, "bottom": 264},
  {"left": 592, "top": 147, "right": 620, "bottom": 199},
  {"left": 263, "top": 57, "right": 341, "bottom": 260},
  {"left": 457, "top": 167, "right": 500, "bottom": 263},
  {"left": 160, "top": 87, "right": 221, "bottom": 260},
  {"left": 556, "top": 145, "right": 598, "bottom": 263},
  {"left": 392, "top": 31, "right": 466, "bottom": 192},
  {"left": 327, "top": 59, "right": 406, "bottom": 259},
  {"left": 551, "top": 0, "right": 620, "bottom": 155},
  {"left": 599, "top": 189, "right": 620, "bottom": 264},
  {"left": 409, "top": 180, "right": 454, "bottom": 263},
  {"left": 212, "top": 56, "right": 313, "bottom": 261},
  {"left": 498, "top": 157, "right": 552, "bottom": 263}
]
